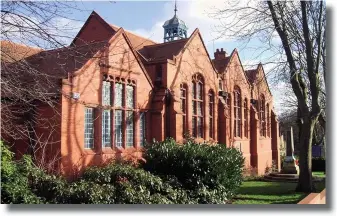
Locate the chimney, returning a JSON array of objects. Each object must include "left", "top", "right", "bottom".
[{"left": 214, "top": 48, "right": 227, "bottom": 60}]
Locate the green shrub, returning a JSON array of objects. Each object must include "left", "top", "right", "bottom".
[
  {"left": 1, "top": 138, "right": 244, "bottom": 204},
  {"left": 29, "top": 168, "right": 68, "bottom": 203},
  {"left": 1, "top": 142, "right": 44, "bottom": 204},
  {"left": 82, "top": 163, "right": 194, "bottom": 204},
  {"left": 142, "top": 138, "right": 245, "bottom": 202},
  {"left": 64, "top": 180, "right": 116, "bottom": 204}
]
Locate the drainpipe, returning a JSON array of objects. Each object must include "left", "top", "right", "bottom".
[{"left": 165, "top": 88, "right": 172, "bottom": 139}]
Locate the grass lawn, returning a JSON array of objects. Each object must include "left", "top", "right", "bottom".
[
  {"left": 312, "top": 171, "right": 326, "bottom": 178},
  {"left": 233, "top": 180, "right": 325, "bottom": 204}
]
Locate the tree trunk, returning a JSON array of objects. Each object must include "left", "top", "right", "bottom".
[{"left": 296, "top": 117, "right": 315, "bottom": 192}]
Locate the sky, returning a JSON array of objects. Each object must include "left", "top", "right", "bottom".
[{"left": 24, "top": 0, "right": 286, "bottom": 113}]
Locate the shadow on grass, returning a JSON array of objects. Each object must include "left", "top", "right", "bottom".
[
  {"left": 238, "top": 181, "right": 326, "bottom": 196},
  {"left": 233, "top": 180, "right": 326, "bottom": 204}
]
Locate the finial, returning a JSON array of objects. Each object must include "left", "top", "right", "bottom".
[{"left": 174, "top": 0, "right": 177, "bottom": 16}]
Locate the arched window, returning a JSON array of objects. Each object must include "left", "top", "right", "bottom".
[
  {"left": 234, "top": 86, "right": 242, "bottom": 137},
  {"left": 209, "top": 90, "right": 215, "bottom": 139},
  {"left": 266, "top": 103, "right": 270, "bottom": 137},
  {"left": 180, "top": 83, "right": 188, "bottom": 137},
  {"left": 192, "top": 74, "right": 204, "bottom": 138},
  {"left": 259, "top": 94, "right": 266, "bottom": 137},
  {"left": 244, "top": 98, "right": 248, "bottom": 138}
]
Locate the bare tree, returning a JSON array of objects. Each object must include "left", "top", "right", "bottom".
[
  {"left": 1, "top": 1, "right": 161, "bottom": 173},
  {"left": 1, "top": 1, "right": 82, "bottom": 171},
  {"left": 209, "top": 0, "right": 326, "bottom": 192}
]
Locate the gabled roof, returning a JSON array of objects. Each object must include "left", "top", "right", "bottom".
[
  {"left": 245, "top": 63, "right": 273, "bottom": 96},
  {"left": 139, "top": 38, "right": 188, "bottom": 62},
  {"left": 71, "top": 11, "right": 157, "bottom": 50},
  {"left": 117, "top": 28, "right": 154, "bottom": 89},
  {"left": 256, "top": 63, "right": 273, "bottom": 96},
  {"left": 1, "top": 40, "right": 108, "bottom": 98},
  {"left": 70, "top": 11, "right": 114, "bottom": 46},
  {"left": 1, "top": 40, "right": 43, "bottom": 63},
  {"left": 109, "top": 24, "right": 157, "bottom": 51},
  {"left": 178, "top": 28, "right": 219, "bottom": 74},
  {"left": 219, "top": 49, "right": 251, "bottom": 86},
  {"left": 70, "top": 27, "right": 154, "bottom": 89}
]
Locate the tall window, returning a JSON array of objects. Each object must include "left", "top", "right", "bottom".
[
  {"left": 114, "top": 82, "right": 123, "bottom": 147},
  {"left": 102, "top": 81, "right": 111, "bottom": 147},
  {"left": 98, "top": 76, "right": 136, "bottom": 149},
  {"left": 234, "top": 86, "right": 242, "bottom": 137},
  {"left": 180, "top": 83, "right": 187, "bottom": 136},
  {"left": 244, "top": 98, "right": 248, "bottom": 138},
  {"left": 259, "top": 94, "right": 266, "bottom": 137},
  {"left": 266, "top": 103, "right": 270, "bottom": 137},
  {"left": 192, "top": 74, "right": 204, "bottom": 138},
  {"left": 114, "top": 110, "right": 123, "bottom": 147},
  {"left": 126, "top": 111, "right": 134, "bottom": 147},
  {"left": 115, "top": 80, "right": 135, "bottom": 148},
  {"left": 209, "top": 90, "right": 215, "bottom": 139},
  {"left": 139, "top": 112, "right": 146, "bottom": 147},
  {"left": 84, "top": 107, "right": 94, "bottom": 149}
]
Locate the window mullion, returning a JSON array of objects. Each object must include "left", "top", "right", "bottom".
[{"left": 123, "top": 83, "right": 126, "bottom": 148}]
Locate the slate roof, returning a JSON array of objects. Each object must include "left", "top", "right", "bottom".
[
  {"left": 139, "top": 38, "right": 188, "bottom": 62},
  {"left": 245, "top": 69, "right": 258, "bottom": 84},
  {"left": 109, "top": 24, "right": 157, "bottom": 51},
  {"left": 163, "top": 15, "right": 188, "bottom": 29}
]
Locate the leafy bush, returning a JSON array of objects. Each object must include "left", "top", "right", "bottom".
[
  {"left": 142, "top": 138, "right": 245, "bottom": 202},
  {"left": 1, "top": 138, "right": 244, "bottom": 204},
  {"left": 82, "top": 163, "right": 194, "bottom": 204},
  {"left": 1, "top": 142, "right": 44, "bottom": 204},
  {"left": 29, "top": 168, "right": 69, "bottom": 203}
]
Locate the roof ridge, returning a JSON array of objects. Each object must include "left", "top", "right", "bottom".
[
  {"left": 144, "top": 38, "right": 188, "bottom": 48},
  {"left": 109, "top": 23, "right": 157, "bottom": 45}
]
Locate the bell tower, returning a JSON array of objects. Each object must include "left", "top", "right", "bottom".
[{"left": 162, "top": 1, "right": 188, "bottom": 42}]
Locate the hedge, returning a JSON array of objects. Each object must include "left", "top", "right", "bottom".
[
  {"left": 142, "top": 138, "right": 245, "bottom": 203},
  {"left": 1, "top": 138, "right": 244, "bottom": 204}
]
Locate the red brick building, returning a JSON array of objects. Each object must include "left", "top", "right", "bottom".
[{"left": 1, "top": 11, "right": 280, "bottom": 177}]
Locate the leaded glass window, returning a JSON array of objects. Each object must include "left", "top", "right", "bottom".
[
  {"left": 192, "top": 74, "right": 204, "bottom": 138},
  {"left": 209, "top": 90, "right": 214, "bottom": 139},
  {"left": 267, "top": 104, "right": 270, "bottom": 137},
  {"left": 114, "top": 110, "right": 123, "bottom": 147},
  {"left": 99, "top": 76, "right": 138, "bottom": 149},
  {"left": 139, "top": 112, "right": 146, "bottom": 147},
  {"left": 244, "top": 98, "right": 248, "bottom": 138},
  {"left": 197, "top": 82, "right": 202, "bottom": 100},
  {"left": 115, "top": 82, "right": 123, "bottom": 107},
  {"left": 259, "top": 94, "right": 266, "bottom": 137},
  {"left": 102, "top": 81, "right": 111, "bottom": 106},
  {"left": 126, "top": 111, "right": 134, "bottom": 147},
  {"left": 126, "top": 85, "right": 134, "bottom": 108},
  {"left": 84, "top": 107, "right": 94, "bottom": 149},
  {"left": 102, "top": 110, "right": 111, "bottom": 147},
  {"left": 234, "top": 86, "right": 242, "bottom": 137},
  {"left": 180, "top": 84, "right": 187, "bottom": 137},
  {"left": 197, "top": 117, "right": 203, "bottom": 138}
]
